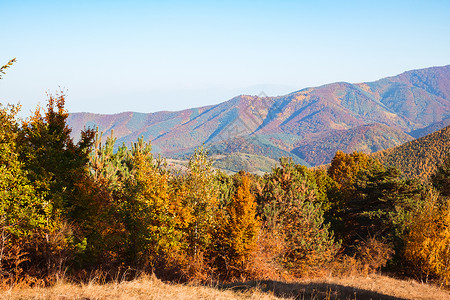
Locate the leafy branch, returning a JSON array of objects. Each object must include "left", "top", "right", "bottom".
[{"left": 0, "top": 58, "right": 17, "bottom": 80}]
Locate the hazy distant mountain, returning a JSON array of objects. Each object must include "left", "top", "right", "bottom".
[
  {"left": 68, "top": 65, "right": 450, "bottom": 167},
  {"left": 409, "top": 117, "right": 450, "bottom": 138}
]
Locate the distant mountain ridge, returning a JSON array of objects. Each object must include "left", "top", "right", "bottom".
[{"left": 68, "top": 65, "right": 450, "bottom": 167}]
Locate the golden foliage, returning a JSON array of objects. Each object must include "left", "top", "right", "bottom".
[
  {"left": 224, "top": 174, "right": 260, "bottom": 269},
  {"left": 403, "top": 190, "right": 450, "bottom": 283},
  {"left": 0, "top": 58, "right": 16, "bottom": 80},
  {"left": 328, "top": 150, "right": 379, "bottom": 190}
]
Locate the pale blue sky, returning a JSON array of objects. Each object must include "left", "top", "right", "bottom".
[{"left": 1, "top": 0, "right": 449, "bottom": 116}]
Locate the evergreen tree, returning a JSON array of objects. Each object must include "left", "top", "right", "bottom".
[
  {"left": 15, "top": 93, "right": 97, "bottom": 274},
  {"left": 346, "top": 165, "right": 425, "bottom": 249},
  {"left": 19, "top": 92, "right": 95, "bottom": 216},
  {"left": 259, "top": 157, "right": 339, "bottom": 274}
]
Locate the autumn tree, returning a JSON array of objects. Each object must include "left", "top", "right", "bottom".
[
  {"left": 326, "top": 151, "right": 384, "bottom": 239},
  {"left": 0, "top": 60, "right": 58, "bottom": 279},
  {"left": 156, "top": 146, "right": 222, "bottom": 280},
  {"left": 0, "top": 104, "right": 49, "bottom": 279},
  {"left": 70, "top": 131, "right": 131, "bottom": 267},
  {"left": 220, "top": 173, "right": 260, "bottom": 275},
  {"left": 19, "top": 92, "right": 95, "bottom": 216},
  {"left": 328, "top": 150, "right": 380, "bottom": 190},
  {"left": 403, "top": 189, "right": 450, "bottom": 283},
  {"left": 121, "top": 138, "right": 183, "bottom": 269},
  {"left": 401, "top": 155, "right": 450, "bottom": 283},
  {"left": 182, "top": 147, "right": 220, "bottom": 258},
  {"left": 327, "top": 152, "right": 430, "bottom": 274},
  {"left": 15, "top": 93, "right": 97, "bottom": 274},
  {"left": 259, "top": 157, "right": 339, "bottom": 274}
]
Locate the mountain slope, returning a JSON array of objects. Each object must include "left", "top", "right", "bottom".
[
  {"left": 292, "top": 123, "right": 414, "bottom": 166},
  {"left": 68, "top": 65, "right": 450, "bottom": 167},
  {"left": 373, "top": 125, "right": 450, "bottom": 179},
  {"left": 409, "top": 117, "right": 450, "bottom": 138}
]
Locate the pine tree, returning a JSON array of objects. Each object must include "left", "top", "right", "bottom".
[
  {"left": 340, "top": 164, "right": 426, "bottom": 259},
  {"left": 259, "top": 157, "right": 339, "bottom": 274}
]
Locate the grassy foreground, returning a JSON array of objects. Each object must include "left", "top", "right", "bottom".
[{"left": 2, "top": 274, "right": 449, "bottom": 300}]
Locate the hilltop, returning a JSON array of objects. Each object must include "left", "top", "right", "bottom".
[{"left": 374, "top": 125, "right": 450, "bottom": 179}]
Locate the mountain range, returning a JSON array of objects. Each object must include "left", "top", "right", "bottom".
[{"left": 68, "top": 65, "right": 450, "bottom": 169}]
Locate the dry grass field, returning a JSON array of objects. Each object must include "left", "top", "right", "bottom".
[{"left": 2, "top": 274, "right": 449, "bottom": 300}]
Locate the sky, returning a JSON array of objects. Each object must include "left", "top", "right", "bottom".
[{"left": 1, "top": 0, "right": 449, "bottom": 117}]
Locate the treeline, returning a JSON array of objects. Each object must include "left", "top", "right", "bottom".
[{"left": 1, "top": 94, "right": 450, "bottom": 286}]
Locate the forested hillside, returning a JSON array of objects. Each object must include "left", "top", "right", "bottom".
[
  {"left": 291, "top": 123, "right": 413, "bottom": 166},
  {"left": 374, "top": 125, "right": 450, "bottom": 179}
]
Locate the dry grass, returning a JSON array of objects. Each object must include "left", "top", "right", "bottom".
[
  {"left": 317, "top": 274, "right": 450, "bottom": 300},
  {"left": 2, "top": 273, "right": 450, "bottom": 300},
  {"left": 224, "top": 274, "right": 450, "bottom": 300},
  {"left": 0, "top": 274, "right": 281, "bottom": 300}
]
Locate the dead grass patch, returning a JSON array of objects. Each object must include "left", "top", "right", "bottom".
[
  {"left": 223, "top": 274, "right": 450, "bottom": 300},
  {"left": 2, "top": 273, "right": 449, "bottom": 300},
  {"left": 1, "top": 273, "right": 281, "bottom": 300}
]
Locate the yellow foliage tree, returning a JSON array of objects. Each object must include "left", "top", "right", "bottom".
[
  {"left": 225, "top": 174, "right": 260, "bottom": 267},
  {"left": 123, "top": 138, "right": 185, "bottom": 268},
  {"left": 184, "top": 146, "right": 220, "bottom": 257},
  {"left": 403, "top": 190, "right": 450, "bottom": 283},
  {"left": 328, "top": 150, "right": 380, "bottom": 190}
]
